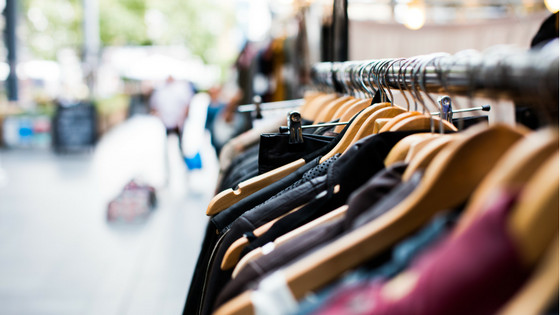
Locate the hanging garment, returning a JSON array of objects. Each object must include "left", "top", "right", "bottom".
[
  {"left": 195, "top": 157, "right": 339, "bottom": 315},
  {"left": 184, "top": 117, "right": 355, "bottom": 315},
  {"left": 213, "top": 162, "right": 410, "bottom": 308},
  {"left": 295, "top": 209, "right": 460, "bottom": 315},
  {"left": 311, "top": 191, "right": 528, "bottom": 315},
  {"left": 258, "top": 133, "right": 336, "bottom": 174},
  {"left": 239, "top": 131, "right": 425, "bottom": 257}
]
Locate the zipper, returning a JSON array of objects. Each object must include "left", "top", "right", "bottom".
[{"left": 198, "top": 228, "right": 229, "bottom": 315}]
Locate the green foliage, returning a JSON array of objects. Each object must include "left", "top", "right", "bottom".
[
  {"left": 21, "top": 0, "right": 236, "bottom": 66},
  {"left": 99, "top": 0, "right": 149, "bottom": 45},
  {"left": 21, "top": 0, "right": 83, "bottom": 60}
]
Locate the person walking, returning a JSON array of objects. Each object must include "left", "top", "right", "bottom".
[{"left": 149, "top": 75, "right": 194, "bottom": 184}]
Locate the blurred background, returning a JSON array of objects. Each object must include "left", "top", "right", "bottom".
[{"left": 0, "top": 0, "right": 555, "bottom": 314}]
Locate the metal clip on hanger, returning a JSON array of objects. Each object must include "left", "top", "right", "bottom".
[
  {"left": 287, "top": 111, "right": 304, "bottom": 144},
  {"left": 440, "top": 95, "right": 454, "bottom": 122},
  {"left": 431, "top": 96, "right": 491, "bottom": 121}
]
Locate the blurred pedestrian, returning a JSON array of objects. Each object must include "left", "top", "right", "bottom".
[{"left": 149, "top": 75, "right": 194, "bottom": 183}]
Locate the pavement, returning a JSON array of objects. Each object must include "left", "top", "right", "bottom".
[{"left": 0, "top": 115, "right": 217, "bottom": 315}]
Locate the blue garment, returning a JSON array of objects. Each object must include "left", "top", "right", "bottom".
[{"left": 184, "top": 152, "right": 202, "bottom": 170}]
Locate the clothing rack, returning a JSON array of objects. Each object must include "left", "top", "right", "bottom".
[
  {"left": 237, "top": 98, "right": 304, "bottom": 113},
  {"left": 311, "top": 41, "right": 559, "bottom": 105}
]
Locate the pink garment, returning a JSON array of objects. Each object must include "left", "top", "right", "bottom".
[{"left": 314, "top": 191, "right": 527, "bottom": 315}]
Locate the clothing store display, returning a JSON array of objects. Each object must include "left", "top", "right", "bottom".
[{"left": 183, "top": 40, "right": 558, "bottom": 315}]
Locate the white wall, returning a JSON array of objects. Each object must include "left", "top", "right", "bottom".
[{"left": 349, "top": 13, "right": 549, "bottom": 60}]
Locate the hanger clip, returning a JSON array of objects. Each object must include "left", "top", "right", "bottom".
[
  {"left": 287, "top": 111, "right": 304, "bottom": 144},
  {"left": 438, "top": 96, "right": 453, "bottom": 122}
]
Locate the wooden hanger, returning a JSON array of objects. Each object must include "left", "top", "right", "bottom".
[
  {"left": 330, "top": 98, "right": 361, "bottom": 122},
  {"left": 333, "top": 99, "right": 372, "bottom": 133},
  {"left": 404, "top": 135, "right": 446, "bottom": 163},
  {"left": 300, "top": 93, "right": 338, "bottom": 121},
  {"left": 318, "top": 103, "right": 391, "bottom": 163},
  {"left": 297, "top": 91, "right": 323, "bottom": 114},
  {"left": 378, "top": 111, "right": 422, "bottom": 133},
  {"left": 384, "top": 133, "right": 438, "bottom": 166},
  {"left": 401, "top": 135, "right": 457, "bottom": 181},
  {"left": 389, "top": 115, "right": 458, "bottom": 132},
  {"left": 303, "top": 90, "right": 323, "bottom": 103},
  {"left": 497, "top": 233, "right": 558, "bottom": 315},
  {"left": 221, "top": 204, "right": 306, "bottom": 270},
  {"left": 348, "top": 104, "right": 406, "bottom": 145},
  {"left": 312, "top": 96, "right": 353, "bottom": 124},
  {"left": 507, "top": 151, "right": 559, "bottom": 266},
  {"left": 454, "top": 127, "right": 555, "bottom": 235},
  {"left": 232, "top": 206, "right": 349, "bottom": 279},
  {"left": 213, "top": 124, "right": 525, "bottom": 315},
  {"left": 372, "top": 118, "right": 390, "bottom": 134},
  {"left": 207, "top": 159, "right": 307, "bottom": 215}
]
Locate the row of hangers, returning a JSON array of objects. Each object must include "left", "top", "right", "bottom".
[
  {"left": 207, "top": 41, "right": 558, "bottom": 217},
  {"left": 210, "top": 43, "right": 558, "bottom": 314}
]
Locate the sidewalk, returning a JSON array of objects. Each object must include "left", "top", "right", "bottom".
[{"left": 0, "top": 115, "right": 217, "bottom": 314}]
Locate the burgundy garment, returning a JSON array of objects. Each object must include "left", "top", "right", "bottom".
[{"left": 313, "top": 191, "right": 528, "bottom": 315}]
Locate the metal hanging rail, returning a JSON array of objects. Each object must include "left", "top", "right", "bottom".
[{"left": 311, "top": 41, "right": 559, "bottom": 105}]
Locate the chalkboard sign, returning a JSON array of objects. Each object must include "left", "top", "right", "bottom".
[{"left": 52, "top": 102, "right": 96, "bottom": 152}]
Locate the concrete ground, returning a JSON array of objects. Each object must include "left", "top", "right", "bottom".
[{"left": 0, "top": 115, "right": 217, "bottom": 315}]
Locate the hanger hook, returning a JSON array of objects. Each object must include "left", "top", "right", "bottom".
[
  {"left": 420, "top": 53, "right": 449, "bottom": 133},
  {"left": 411, "top": 55, "right": 437, "bottom": 132},
  {"left": 356, "top": 61, "right": 370, "bottom": 98},
  {"left": 397, "top": 58, "right": 412, "bottom": 111},
  {"left": 373, "top": 59, "right": 390, "bottom": 102},
  {"left": 412, "top": 55, "right": 437, "bottom": 117},
  {"left": 351, "top": 61, "right": 366, "bottom": 98},
  {"left": 408, "top": 56, "right": 425, "bottom": 112},
  {"left": 381, "top": 59, "right": 397, "bottom": 104},
  {"left": 361, "top": 60, "right": 378, "bottom": 97},
  {"left": 401, "top": 57, "right": 420, "bottom": 111},
  {"left": 375, "top": 59, "right": 390, "bottom": 103},
  {"left": 367, "top": 60, "right": 382, "bottom": 101},
  {"left": 391, "top": 58, "right": 409, "bottom": 109},
  {"left": 381, "top": 58, "right": 403, "bottom": 105},
  {"left": 419, "top": 54, "right": 448, "bottom": 109}
]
